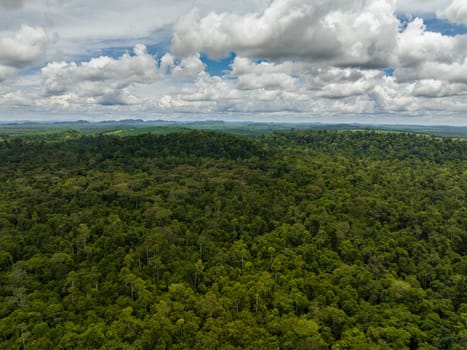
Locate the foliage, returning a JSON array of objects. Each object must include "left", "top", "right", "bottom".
[{"left": 0, "top": 130, "right": 465, "bottom": 349}]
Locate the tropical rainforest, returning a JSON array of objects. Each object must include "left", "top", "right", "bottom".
[{"left": 0, "top": 130, "right": 465, "bottom": 349}]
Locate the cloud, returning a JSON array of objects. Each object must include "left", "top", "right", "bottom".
[
  {"left": 154, "top": 52, "right": 467, "bottom": 121},
  {"left": 441, "top": 0, "right": 467, "bottom": 25},
  {"left": 2, "top": 0, "right": 467, "bottom": 124},
  {"left": 0, "top": 0, "right": 23, "bottom": 9},
  {"left": 159, "top": 53, "right": 205, "bottom": 78},
  {"left": 410, "top": 79, "right": 467, "bottom": 97},
  {"left": 397, "top": 18, "right": 456, "bottom": 68},
  {"left": 0, "top": 65, "right": 16, "bottom": 82},
  {"left": 40, "top": 44, "right": 160, "bottom": 106},
  {"left": 0, "top": 1, "right": 275, "bottom": 65},
  {"left": 397, "top": 0, "right": 453, "bottom": 13},
  {"left": 172, "top": 0, "right": 399, "bottom": 68},
  {"left": 0, "top": 87, "right": 29, "bottom": 106},
  {"left": 158, "top": 72, "right": 241, "bottom": 112},
  {"left": 157, "top": 60, "right": 381, "bottom": 115},
  {"left": 40, "top": 44, "right": 206, "bottom": 107},
  {"left": 0, "top": 25, "right": 47, "bottom": 81},
  {"left": 398, "top": 60, "right": 467, "bottom": 84},
  {"left": 396, "top": 18, "right": 467, "bottom": 83},
  {"left": 230, "top": 57, "right": 298, "bottom": 90}
]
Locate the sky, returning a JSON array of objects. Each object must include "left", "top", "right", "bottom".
[{"left": 1, "top": 0, "right": 467, "bottom": 125}]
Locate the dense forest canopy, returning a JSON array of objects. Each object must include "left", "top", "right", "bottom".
[{"left": 0, "top": 130, "right": 466, "bottom": 349}]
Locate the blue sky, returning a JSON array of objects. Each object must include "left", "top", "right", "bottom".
[
  {"left": 424, "top": 16, "right": 467, "bottom": 35},
  {"left": 397, "top": 13, "right": 467, "bottom": 35},
  {"left": 1, "top": 0, "right": 467, "bottom": 125}
]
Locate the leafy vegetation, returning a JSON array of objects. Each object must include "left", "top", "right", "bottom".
[{"left": 0, "top": 130, "right": 465, "bottom": 349}]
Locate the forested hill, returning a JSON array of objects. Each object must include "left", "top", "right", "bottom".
[
  {"left": 0, "top": 131, "right": 465, "bottom": 349},
  {"left": 0, "top": 131, "right": 266, "bottom": 168}
]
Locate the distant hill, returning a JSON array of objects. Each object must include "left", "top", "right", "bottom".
[{"left": 1, "top": 119, "right": 466, "bottom": 138}]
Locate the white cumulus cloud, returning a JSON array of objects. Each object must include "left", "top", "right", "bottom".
[
  {"left": 0, "top": 25, "right": 47, "bottom": 81},
  {"left": 0, "top": 25, "right": 47, "bottom": 68},
  {"left": 396, "top": 18, "right": 467, "bottom": 83},
  {"left": 230, "top": 57, "right": 298, "bottom": 90},
  {"left": 159, "top": 53, "right": 205, "bottom": 78},
  {"left": 172, "top": 0, "right": 399, "bottom": 68},
  {"left": 410, "top": 79, "right": 467, "bottom": 97},
  {"left": 41, "top": 44, "right": 160, "bottom": 106},
  {"left": 441, "top": 0, "right": 467, "bottom": 25},
  {"left": 40, "top": 44, "right": 206, "bottom": 107}
]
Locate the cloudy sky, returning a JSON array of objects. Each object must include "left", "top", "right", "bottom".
[{"left": 1, "top": 0, "right": 467, "bottom": 124}]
